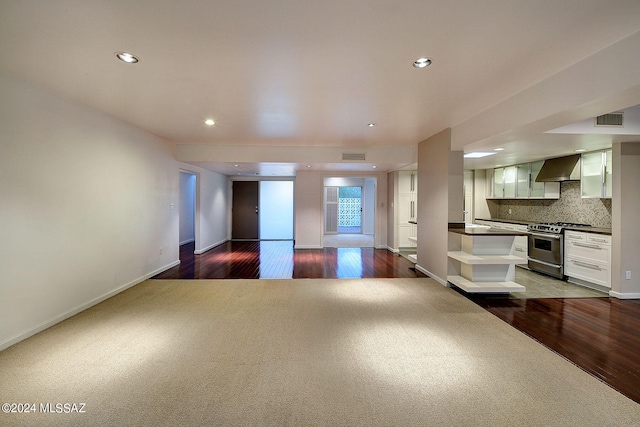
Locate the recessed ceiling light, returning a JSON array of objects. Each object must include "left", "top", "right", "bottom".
[
  {"left": 464, "top": 152, "right": 496, "bottom": 158},
  {"left": 306, "top": 165, "right": 312, "bottom": 168},
  {"left": 372, "top": 165, "right": 377, "bottom": 169},
  {"left": 413, "top": 57, "right": 432, "bottom": 68},
  {"left": 204, "top": 119, "right": 215, "bottom": 126},
  {"left": 234, "top": 164, "right": 239, "bottom": 167},
  {"left": 115, "top": 52, "right": 139, "bottom": 63},
  {"left": 575, "top": 149, "right": 586, "bottom": 152},
  {"left": 368, "top": 123, "right": 376, "bottom": 127},
  {"left": 494, "top": 148, "right": 505, "bottom": 151}
]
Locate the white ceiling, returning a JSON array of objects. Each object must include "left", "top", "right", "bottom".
[{"left": 2, "top": 0, "right": 640, "bottom": 175}]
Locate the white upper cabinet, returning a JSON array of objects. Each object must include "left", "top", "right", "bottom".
[
  {"left": 503, "top": 166, "right": 516, "bottom": 198},
  {"left": 493, "top": 167, "right": 505, "bottom": 198},
  {"left": 490, "top": 161, "right": 559, "bottom": 199},
  {"left": 581, "top": 149, "right": 612, "bottom": 198},
  {"left": 516, "top": 164, "right": 530, "bottom": 198}
]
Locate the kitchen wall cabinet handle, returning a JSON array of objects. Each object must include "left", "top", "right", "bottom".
[
  {"left": 573, "top": 242, "right": 602, "bottom": 250},
  {"left": 572, "top": 260, "right": 601, "bottom": 270}
]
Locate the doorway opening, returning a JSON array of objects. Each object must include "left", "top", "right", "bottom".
[
  {"left": 337, "top": 186, "right": 362, "bottom": 234},
  {"left": 232, "top": 180, "right": 294, "bottom": 241},
  {"left": 323, "top": 177, "right": 375, "bottom": 248},
  {"left": 179, "top": 170, "right": 197, "bottom": 249}
]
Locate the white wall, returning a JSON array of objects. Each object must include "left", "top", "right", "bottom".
[
  {"left": 363, "top": 178, "right": 375, "bottom": 235},
  {"left": 0, "top": 70, "right": 183, "bottom": 350},
  {"left": 611, "top": 142, "right": 640, "bottom": 298},
  {"left": 386, "top": 172, "right": 397, "bottom": 250},
  {"left": 179, "top": 172, "right": 196, "bottom": 245},
  {"left": 416, "top": 128, "right": 463, "bottom": 284}
]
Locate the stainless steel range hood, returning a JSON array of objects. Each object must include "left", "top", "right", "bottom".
[{"left": 535, "top": 154, "right": 581, "bottom": 182}]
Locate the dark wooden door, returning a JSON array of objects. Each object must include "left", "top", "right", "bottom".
[{"left": 232, "top": 181, "right": 259, "bottom": 240}]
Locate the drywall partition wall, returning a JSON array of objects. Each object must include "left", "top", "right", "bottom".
[
  {"left": 296, "top": 171, "right": 324, "bottom": 248},
  {"left": 416, "top": 128, "right": 462, "bottom": 284},
  {"left": 363, "top": 178, "right": 375, "bottom": 235},
  {"left": 179, "top": 172, "right": 196, "bottom": 245},
  {"left": 386, "top": 172, "right": 397, "bottom": 251},
  {"left": 0, "top": 70, "right": 179, "bottom": 350},
  {"left": 611, "top": 142, "right": 640, "bottom": 298},
  {"left": 178, "top": 163, "right": 229, "bottom": 254}
]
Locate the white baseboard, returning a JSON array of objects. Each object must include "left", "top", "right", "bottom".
[
  {"left": 415, "top": 264, "right": 448, "bottom": 286},
  {"left": 295, "top": 245, "right": 323, "bottom": 249},
  {"left": 194, "top": 239, "right": 227, "bottom": 255},
  {"left": 0, "top": 260, "right": 180, "bottom": 352},
  {"left": 386, "top": 246, "right": 399, "bottom": 253},
  {"left": 375, "top": 245, "right": 387, "bottom": 249},
  {"left": 609, "top": 290, "right": 640, "bottom": 299},
  {"left": 179, "top": 238, "right": 195, "bottom": 245}
]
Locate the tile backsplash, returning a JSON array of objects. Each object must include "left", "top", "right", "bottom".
[{"left": 487, "top": 181, "right": 612, "bottom": 227}]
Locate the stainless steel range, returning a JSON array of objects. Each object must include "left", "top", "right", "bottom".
[{"left": 527, "top": 222, "right": 591, "bottom": 279}]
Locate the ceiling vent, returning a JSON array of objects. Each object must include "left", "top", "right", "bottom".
[
  {"left": 595, "top": 112, "right": 623, "bottom": 127},
  {"left": 342, "top": 152, "right": 366, "bottom": 161}
]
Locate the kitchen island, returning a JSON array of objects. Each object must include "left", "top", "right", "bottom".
[{"left": 448, "top": 224, "right": 527, "bottom": 293}]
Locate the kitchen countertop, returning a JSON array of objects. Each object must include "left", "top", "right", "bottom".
[
  {"left": 475, "top": 218, "right": 612, "bottom": 235},
  {"left": 475, "top": 218, "right": 534, "bottom": 226},
  {"left": 449, "top": 223, "right": 528, "bottom": 236}
]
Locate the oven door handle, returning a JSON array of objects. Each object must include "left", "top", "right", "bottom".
[{"left": 528, "top": 232, "right": 561, "bottom": 239}]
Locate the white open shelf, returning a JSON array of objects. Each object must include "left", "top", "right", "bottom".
[
  {"left": 447, "top": 275, "right": 525, "bottom": 293},
  {"left": 448, "top": 231, "right": 526, "bottom": 294},
  {"left": 447, "top": 251, "right": 527, "bottom": 265}
]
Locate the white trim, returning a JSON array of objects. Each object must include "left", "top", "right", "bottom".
[
  {"left": 608, "top": 291, "right": 640, "bottom": 299},
  {"left": 415, "top": 264, "right": 448, "bottom": 286},
  {"left": 194, "top": 239, "right": 228, "bottom": 255},
  {"left": 0, "top": 260, "right": 180, "bottom": 352},
  {"left": 180, "top": 238, "right": 195, "bottom": 246},
  {"left": 386, "top": 246, "right": 399, "bottom": 253},
  {"left": 294, "top": 245, "right": 323, "bottom": 249}
]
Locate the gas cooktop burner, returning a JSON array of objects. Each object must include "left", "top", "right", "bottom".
[{"left": 528, "top": 222, "right": 592, "bottom": 234}]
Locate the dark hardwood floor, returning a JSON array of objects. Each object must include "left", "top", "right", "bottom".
[
  {"left": 151, "top": 241, "right": 424, "bottom": 279},
  {"left": 152, "top": 241, "right": 640, "bottom": 405},
  {"left": 465, "top": 294, "right": 640, "bottom": 405}
]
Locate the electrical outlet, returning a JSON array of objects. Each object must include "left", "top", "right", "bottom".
[
  {"left": 626, "top": 271, "right": 631, "bottom": 280},
  {"left": 159, "top": 247, "right": 163, "bottom": 255},
  {"left": 508, "top": 208, "right": 512, "bottom": 214}
]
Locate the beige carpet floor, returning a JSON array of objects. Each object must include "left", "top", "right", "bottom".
[{"left": 1, "top": 278, "right": 639, "bottom": 426}]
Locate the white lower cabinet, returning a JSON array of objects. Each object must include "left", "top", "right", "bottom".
[{"left": 565, "top": 230, "right": 611, "bottom": 288}]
